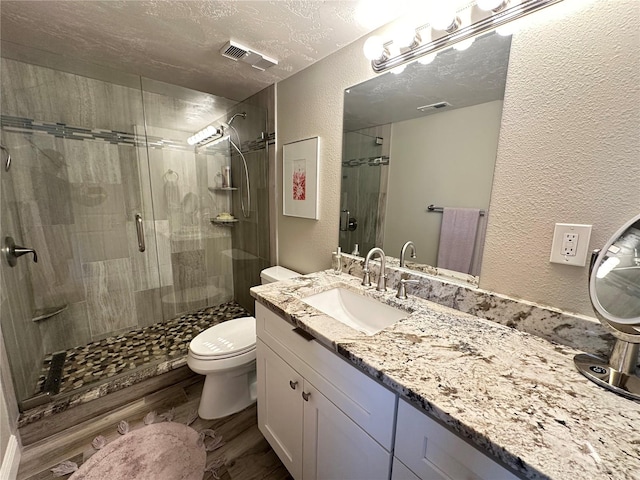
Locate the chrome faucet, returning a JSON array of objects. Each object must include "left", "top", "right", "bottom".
[
  {"left": 399, "top": 241, "right": 416, "bottom": 267},
  {"left": 362, "top": 247, "right": 387, "bottom": 291}
]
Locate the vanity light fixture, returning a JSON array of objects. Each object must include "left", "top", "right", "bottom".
[
  {"left": 363, "top": 35, "right": 388, "bottom": 61},
  {"left": 365, "top": 0, "right": 564, "bottom": 74},
  {"left": 197, "top": 134, "right": 229, "bottom": 150},
  {"left": 187, "top": 125, "right": 223, "bottom": 146},
  {"left": 391, "top": 21, "right": 421, "bottom": 49},
  {"left": 429, "top": 3, "right": 460, "bottom": 33},
  {"left": 476, "top": 0, "right": 510, "bottom": 12}
]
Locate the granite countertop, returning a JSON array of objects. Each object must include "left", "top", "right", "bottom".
[{"left": 250, "top": 271, "right": 640, "bottom": 480}]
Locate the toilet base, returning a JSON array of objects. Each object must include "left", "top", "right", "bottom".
[{"left": 198, "top": 363, "right": 257, "bottom": 420}]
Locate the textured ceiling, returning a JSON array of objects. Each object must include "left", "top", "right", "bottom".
[
  {"left": 0, "top": 1, "right": 381, "bottom": 101},
  {"left": 343, "top": 32, "right": 513, "bottom": 132}
]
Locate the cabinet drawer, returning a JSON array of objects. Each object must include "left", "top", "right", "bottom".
[
  {"left": 395, "top": 399, "right": 519, "bottom": 480},
  {"left": 256, "top": 302, "right": 396, "bottom": 450}
]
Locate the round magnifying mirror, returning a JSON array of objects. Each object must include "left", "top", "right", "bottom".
[{"left": 575, "top": 213, "right": 640, "bottom": 401}]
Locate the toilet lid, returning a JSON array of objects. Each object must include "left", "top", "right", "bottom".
[{"left": 189, "top": 317, "right": 256, "bottom": 359}]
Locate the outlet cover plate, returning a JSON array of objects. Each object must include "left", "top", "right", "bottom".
[{"left": 550, "top": 223, "right": 592, "bottom": 266}]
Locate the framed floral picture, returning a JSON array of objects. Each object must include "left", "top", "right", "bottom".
[{"left": 283, "top": 136, "right": 319, "bottom": 219}]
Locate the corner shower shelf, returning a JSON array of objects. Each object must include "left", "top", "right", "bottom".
[
  {"left": 32, "top": 304, "right": 68, "bottom": 322},
  {"left": 211, "top": 217, "right": 239, "bottom": 226},
  {"left": 208, "top": 186, "right": 237, "bottom": 192}
]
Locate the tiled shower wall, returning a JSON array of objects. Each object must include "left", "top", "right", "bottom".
[
  {"left": 0, "top": 58, "right": 244, "bottom": 403},
  {"left": 228, "top": 87, "right": 273, "bottom": 314}
]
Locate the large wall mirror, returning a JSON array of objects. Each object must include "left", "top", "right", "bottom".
[{"left": 340, "top": 31, "right": 512, "bottom": 281}]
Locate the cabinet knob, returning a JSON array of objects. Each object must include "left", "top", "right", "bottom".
[
  {"left": 302, "top": 391, "right": 311, "bottom": 402},
  {"left": 289, "top": 380, "right": 298, "bottom": 390}
]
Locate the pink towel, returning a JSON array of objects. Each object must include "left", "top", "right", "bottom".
[{"left": 436, "top": 208, "right": 481, "bottom": 274}]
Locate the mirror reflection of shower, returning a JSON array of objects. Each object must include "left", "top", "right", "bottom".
[{"left": 189, "top": 112, "right": 251, "bottom": 218}]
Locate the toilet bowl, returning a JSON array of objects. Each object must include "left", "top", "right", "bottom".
[{"left": 187, "top": 266, "right": 299, "bottom": 419}]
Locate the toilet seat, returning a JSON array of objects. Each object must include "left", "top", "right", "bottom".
[{"left": 189, "top": 316, "right": 256, "bottom": 360}]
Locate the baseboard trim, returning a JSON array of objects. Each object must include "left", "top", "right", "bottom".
[{"left": 0, "top": 434, "right": 21, "bottom": 480}]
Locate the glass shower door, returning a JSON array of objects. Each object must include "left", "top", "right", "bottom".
[{"left": 0, "top": 57, "right": 165, "bottom": 407}]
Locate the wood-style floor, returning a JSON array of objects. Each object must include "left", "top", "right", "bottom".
[{"left": 18, "top": 375, "right": 293, "bottom": 480}]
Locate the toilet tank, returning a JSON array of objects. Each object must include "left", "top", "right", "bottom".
[{"left": 260, "top": 266, "right": 300, "bottom": 284}]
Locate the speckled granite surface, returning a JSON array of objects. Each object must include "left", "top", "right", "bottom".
[
  {"left": 341, "top": 253, "right": 615, "bottom": 358},
  {"left": 250, "top": 271, "right": 640, "bottom": 480}
]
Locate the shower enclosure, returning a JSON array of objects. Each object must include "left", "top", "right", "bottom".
[
  {"left": 0, "top": 54, "right": 270, "bottom": 411},
  {"left": 339, "top": 125, "right": 391, "bottom": 255}
]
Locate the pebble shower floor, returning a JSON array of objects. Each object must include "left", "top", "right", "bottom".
[{"left": 35, "top": 301, "right": 251, "bottom": 395}]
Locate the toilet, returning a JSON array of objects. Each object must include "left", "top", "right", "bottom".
[{"left": 187, "top": 266, "right": 299, "bottom": 419}]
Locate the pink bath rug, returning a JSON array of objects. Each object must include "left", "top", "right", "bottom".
[{"left": 69, "top": 422, "right": 206, "bottom": 480}]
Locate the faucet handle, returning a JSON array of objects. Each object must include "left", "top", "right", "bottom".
[
  {"left": 362, "top": 268, "right": 372, "bottom": 287},
  {"left": 396, "top": 278, "right": 419, "bottom": 299},
  {"left": 3, "top": 236, "right": 38, "bottom": 268}
]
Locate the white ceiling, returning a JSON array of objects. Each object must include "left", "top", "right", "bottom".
[{"left": 0, "top": 1, "right": 382, "bottom": 101}]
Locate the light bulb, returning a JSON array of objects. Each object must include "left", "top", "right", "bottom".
[
  {"left": 453, "top": 38, "right": 475, "bottom": 51},
  {"left": 391, "top": 23, "right": 418, "bottom": 49},
  {"left": 363, "top": 36, "right": 386, "bottom": 61},
  {"left": 418, "top": 53, "right": 437, "bottom": 65},
  {"left": 430, "top": 4, "right": 459, "bottom": 31},
  {"left": 390, "top": 64, "right": 406, "bottom": 75},
  {"left": 476, "top": 0, "right": 507, "bottom": 11},
  {"left": 387, "top": 43, "right": 401, "bottom": 58}
]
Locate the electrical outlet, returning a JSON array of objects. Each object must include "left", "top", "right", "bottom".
[
  {"left": 550, "top": 223, "right": 592, "bottom": 266},
  {"left": 562, "top": 233, "right": 578, "bottom": 256}
]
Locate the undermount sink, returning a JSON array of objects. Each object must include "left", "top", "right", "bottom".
[{"left": 301, "top": 287, "right": 406, "bottom": 335}]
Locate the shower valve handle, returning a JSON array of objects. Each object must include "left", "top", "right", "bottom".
[{"left": 3, "top": 236, "right": 38, "bottom": 267}]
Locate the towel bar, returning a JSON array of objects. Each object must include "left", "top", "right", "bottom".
[{"left": 427, "top": 204, "right": 485, "bottom": 216}]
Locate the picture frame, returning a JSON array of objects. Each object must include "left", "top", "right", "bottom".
[{"left": 283, "top": 136, "right": 319, "bottom": 219}]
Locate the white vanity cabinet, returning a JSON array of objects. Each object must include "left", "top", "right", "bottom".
[
  {"left": 256, "top": 301, "right": 520, "bottom": 480},
  {"left": 393, "top": 399, "right": 519, "bottom": 480},
  {"left": 256, "top": 303, "right": 395, "bottom": 480}
]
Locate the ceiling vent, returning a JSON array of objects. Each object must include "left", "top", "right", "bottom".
[
  {"left": 417, "top": 101, "right": 452, "bottom": 112},
  {"left": 220, "top": 40, "right": 278, "bottom": 71}
]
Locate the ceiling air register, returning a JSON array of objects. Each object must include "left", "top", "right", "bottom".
[{"left": 220, "top": 40, "right": 278, "bottom": 71}]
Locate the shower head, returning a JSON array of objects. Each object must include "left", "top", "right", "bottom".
[{"left": 227, "top": 112, "right": 246, "bottom": 126}]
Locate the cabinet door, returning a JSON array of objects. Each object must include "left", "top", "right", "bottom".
[
  {"left": 391, "top": 457, "right": 421, "bottom": 480},
  {"left": 302, "top": 381, "right": 391, "bottom": 480},
  {"left": 257, "top": 340, "right": 304, "bottom": 479},
  {"left": 395, "top": 399, "right": 518, "bottom": 480}
]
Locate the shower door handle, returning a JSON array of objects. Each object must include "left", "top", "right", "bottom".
[
  {"left": 1, "top": 144, "right": 11, "bottom": 172},
  {"left": 135, "top": 214, "right": 145, "bottom": 252}
]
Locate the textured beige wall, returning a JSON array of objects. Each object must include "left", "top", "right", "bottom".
[
  {"left": 276, "top": 0, "right": 639, "bottom": 316},
  {"left": 481, "top": 0, "right": 640, "bottom": 315},
  {"left": 276, "top": 34, "right": 375, "bottom": 274}
]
